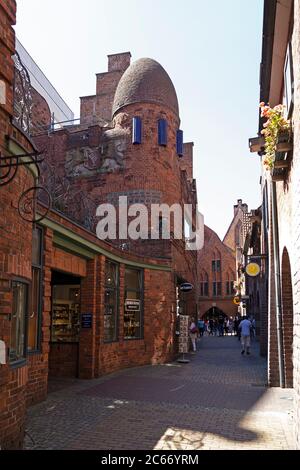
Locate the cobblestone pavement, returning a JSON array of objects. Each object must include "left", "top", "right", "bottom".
[{"left": 25, "top": 336, "right": 295, "bottom": 450}]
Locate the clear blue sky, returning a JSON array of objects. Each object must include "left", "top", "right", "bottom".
[{"left": 15, "top": 0, "right": 263, "bottom": 239}]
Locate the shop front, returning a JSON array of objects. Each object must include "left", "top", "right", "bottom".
[{"left": 49, "top": 271, "right": 81, "bottom": 377}]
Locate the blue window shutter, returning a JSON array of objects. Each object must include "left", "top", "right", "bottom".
[
  {"left": 132, "top": 117, "right": 142, "bottom": 144},
  {"left": 176, "top": 129, "right": 183, "bottom": 156},
  {"left": 158, "top": 119, "right": 167, "bottom": 146}
]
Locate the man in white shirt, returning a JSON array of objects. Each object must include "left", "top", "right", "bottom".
[{"left": 239, "top": 315, "right": 252, "bottom": 355}]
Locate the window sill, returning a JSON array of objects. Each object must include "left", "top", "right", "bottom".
[
  {"left": 9, "top": 359, "right": 27, "bottom": 369},
  {"left": 27, "top": 349, "right": 42, "bottom": 355}
]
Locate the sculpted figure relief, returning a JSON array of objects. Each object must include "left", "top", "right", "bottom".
[{"left": 65, "top": 126, "right": 129, "bottom": 177}]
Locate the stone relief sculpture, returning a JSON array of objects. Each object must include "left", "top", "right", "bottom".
[
  {"left": 65, "top": 127, "right": 129, "bottom": 177},
  {"left": 100, "top": 128, "right": 129, "bottom": 173},
  {"left": 65, "top": 146, "right": 100, "bottom": 177}
]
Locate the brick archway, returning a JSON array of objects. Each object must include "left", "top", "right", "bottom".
[{"left": 281, "top": 248, "right": 293, "bottom": 388}]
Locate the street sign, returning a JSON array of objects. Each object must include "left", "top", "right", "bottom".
[
  {"left": 233, "top": 296, "right": 240, "bottom": 305},
  {"left": 245, "top": 262, "right": 260, "bottom": 277},
  {"left": 125, "top": 299, "right": 140, "bottom": 311},
  {"left": 180, "top": 282, "right": 193, "bottom": 292}
]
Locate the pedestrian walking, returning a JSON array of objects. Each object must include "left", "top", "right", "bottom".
[
  {"left": 197, "top": 318, "right": 205, "bottom": 337},
  {"left": 239, "top": 315, "right": 252, "bottom": 355},
  {"left": 189, "top": 317, "right": 198, "bottom": 352}
]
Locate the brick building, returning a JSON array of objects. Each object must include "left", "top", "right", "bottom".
[
  {"left": 0, "top": 0, "right": 39, "bottom": 449},
  {"left": 198, "top": 199, "right": 251, "bottom": 320},
  {"left": 249, "top": 0, "right": 300, "bottom": 448},
  {"left": 0, "top": 9, "right": 203, "bottom": 448}
]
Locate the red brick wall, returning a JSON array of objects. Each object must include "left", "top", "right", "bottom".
[
  {"left": 292, "top": 1, "right": 300, "bottom": 447},
  {"left": 107, "top": 52, "right": 131, "bottom": 73},
  {"left": 49, "top": 343, "right": 79, "bottom": 377},
  {"left": 0, "top": 1, "right": 37, "bottom": 434},
  {"left": 0, "top": 164, "right": 35, "bottom": 449},
  {"left": 0, "top": 2, "right": 36, "bottom": 448},
  {"left": 198, "top": 225, "right": 238, "bottom": 318},
  {"left": 52, "top": 247, "right": 87, "bottom": 277},
  {"left": 80, "top": 53, "right": 131, "bottom": 125}
]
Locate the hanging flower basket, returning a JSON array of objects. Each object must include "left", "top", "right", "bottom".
[{"left": 259, "top": 103, "right": 293, "bottom": 171}]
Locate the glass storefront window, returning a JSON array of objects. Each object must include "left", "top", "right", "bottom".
[
  {"left": 10, "top": 281, "right": 28, "bottom": 362},
  {"left": 124, "top": 268, "right": 143, "bottom": 340},
  {"left": 104, "top": 261, "right": 119, "bottom": 342}
]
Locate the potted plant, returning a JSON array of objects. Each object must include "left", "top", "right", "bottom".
[{"left": 259, "top": 103, "right": 292, "bottom": 170}]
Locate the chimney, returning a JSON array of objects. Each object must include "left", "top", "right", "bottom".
[{"left": 107, "top": 52, "right": 131, "bottom": 72}]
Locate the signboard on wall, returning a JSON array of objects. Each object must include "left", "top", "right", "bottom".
[
  {"left": 245, "top": 262, "right": 260, "bottom": 277},
  {"left": 125, "top": 299, "right": 140, "bottom": 311},
  {"left": 81, "top": 313, "right": 92, "bottom": 329},
  {"left": 178, "top": 315, "right": 189, "bottom": 353},
  {"left": 180, "top": 283, "right": 194, "bottom": 292}
]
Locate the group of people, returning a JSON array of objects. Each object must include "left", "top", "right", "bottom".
[{"left": 188, "top": 314, "right": 256, "bottom": 355}]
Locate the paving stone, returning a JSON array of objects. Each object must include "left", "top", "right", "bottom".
[{"left": 24, "top": 336, "right": 295, "bottom": 450}]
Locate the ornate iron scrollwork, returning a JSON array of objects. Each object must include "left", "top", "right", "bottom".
[
  {"left": 13, "top": 52, "right": 33, "bottom": 134},
  {"left": 0, "top": 149, "right": 51, "bottom": 223},
  {"left": 0, "top": 153, "right": 18, "bottom": 186},
  {"left": 39, "top": 157, "right": 98, "bottom": 231},
  {"left": 18, "top": 186, "right": 51, "bottom": 223}
]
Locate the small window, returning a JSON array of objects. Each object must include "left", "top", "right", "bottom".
[
  {"left": 132, "top": 116, "right": 142, "bottom": 144},
  {"left": 176, "top": 130, "right": 183, "bottom": 156},
  {"left": 212, "top": 281, "right": 222, "bottom": 297},
  {"left": 10, "top": 281, "right": 28, "bottom": 362},
  {"left": 158, "top": 119, "right": 167, "bottom": 146}
]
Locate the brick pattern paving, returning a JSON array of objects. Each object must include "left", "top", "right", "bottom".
[{"left": 25, "top": 336, "right": 295, "bottom": 450}]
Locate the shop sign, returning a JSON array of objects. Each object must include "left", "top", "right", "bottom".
[
  {"left": 245, "top": 262, "right": 260, "bottom": 277},
  {"left": 180, "top": 282, "right": 193, "bottom": 292},
  {"left": 233, "top": 296, "right": 240, "bottom": 305},
  {"left": 125, "top": 299, "right": 140, "bottom": 311},
  {"left": 81, "top": 313, "right": 93, "bottom": 329},
  {"left": 178, "top": 315, "right": 189, "bottom": 353}
]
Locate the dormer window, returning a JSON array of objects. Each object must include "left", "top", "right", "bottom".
[
  {"left": 158, "top": 119, "right": 167, "bottom": 146},
  {"left": 132, "top": 117, "right": 142, "bottom": 144},
  {"left": 176, "top": 130, "right": 183, "bottom": 156}
]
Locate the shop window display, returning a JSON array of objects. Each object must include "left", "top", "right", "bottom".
[
  {"left": 51, "top": 285, "right": 80, "bottom": 342},
  {"left": 124, "top": 268, "right": 143, "bottom": 339}
]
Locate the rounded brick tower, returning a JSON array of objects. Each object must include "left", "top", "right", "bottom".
[{"left": 110, "top": 57, "right": 183, "bottom": 211}]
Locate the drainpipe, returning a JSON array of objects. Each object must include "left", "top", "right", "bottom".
[{"left": 271, "top": 181, "right": 285, "bottom": 388}]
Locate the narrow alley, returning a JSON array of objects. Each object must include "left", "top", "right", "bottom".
[{"left": 24, "top": 337, "right": 295, "bottom": 450}]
